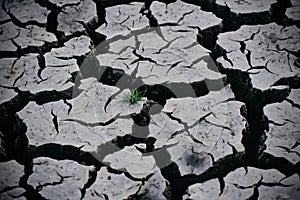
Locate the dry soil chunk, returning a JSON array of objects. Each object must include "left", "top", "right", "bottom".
[
  {"left": 216, "top": 0, "right": 276, "bottom": 14},
  {"left": 57, "top": 0, "right": 97, "bottom": 36},
  {"left": 4, "top": 0, "right": 49, "bottom": 24},
  {"left": 96, "top": 2, "right": 148, "bottom": 38},
  {"left": 28, "top": 158, "right": 91, "bottom": 199}
]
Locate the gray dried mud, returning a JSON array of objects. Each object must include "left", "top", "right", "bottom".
[{"left": 0, "top": 0, "right": 299, "bottom": 199}]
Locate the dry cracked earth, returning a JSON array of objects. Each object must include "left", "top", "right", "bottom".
[{"left": 0, "top": 0, "right": 300, "bottom": 199}]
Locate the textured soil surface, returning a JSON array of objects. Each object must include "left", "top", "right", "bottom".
[{"left": 0, "top": 0, "right": 299, "bottom": 199}]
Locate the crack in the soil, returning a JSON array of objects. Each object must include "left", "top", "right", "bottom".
[
  {"left": 0, "top": 0, "right": 299, "bottom": 199},
  {"left": 80, "top": 167, "right": 99, "bottom": 199},
  {"left": 36, "top": 172, "right": 73, "bottom": 192},
  {"left": 165, "top": 111, "right": 212, "bottom": 145}
]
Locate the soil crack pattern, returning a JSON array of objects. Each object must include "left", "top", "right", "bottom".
[{"left": 0, "top": 0, "right": 299, "bottom": 199}]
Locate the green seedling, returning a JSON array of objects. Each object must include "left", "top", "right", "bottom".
[{"left": 124, "top": 89, "right": 147, "bottom": 105}]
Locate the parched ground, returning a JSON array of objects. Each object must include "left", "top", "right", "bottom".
[{"left": 0, "top": 0, "right": 299, "bottom": 199}]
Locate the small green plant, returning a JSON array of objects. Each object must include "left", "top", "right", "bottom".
[{"left": 124, "top": 89, "right": 147, "bottom": 105}]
